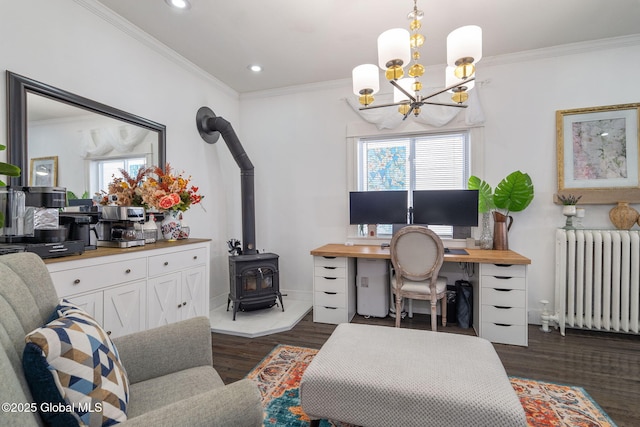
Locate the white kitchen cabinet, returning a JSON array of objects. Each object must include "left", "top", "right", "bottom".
[
  {"left": 45, "top": 239, "right": 210, "bottom": 337},
  {"left": 147, "top": 264, "right": 207, "bottom": 329},
  {"left": 103, "top": 280, "right": 146, "bottom": 337}
]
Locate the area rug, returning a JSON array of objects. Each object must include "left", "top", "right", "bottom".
[{"left": 246, "top": 344, "right": 617, "bottom": 427}]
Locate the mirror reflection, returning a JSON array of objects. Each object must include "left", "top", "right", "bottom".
[
  {"left": 6, "top": 71, "right": 166, "bottom": 201},
  {"left": 27, "top": 93, "right": 159, "bottom": 198}
]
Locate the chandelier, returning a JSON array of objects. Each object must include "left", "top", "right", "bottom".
[{"left": 352, "top": 0, "right": 482, "bottom": 120}]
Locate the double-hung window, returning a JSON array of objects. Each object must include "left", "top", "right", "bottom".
[{"left": 356, "top": 130, "right": 471, "bottom": 237}]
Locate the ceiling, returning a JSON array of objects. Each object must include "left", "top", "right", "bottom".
[{"left": 95, "top": 0, "right": 640, "bottom": 94}]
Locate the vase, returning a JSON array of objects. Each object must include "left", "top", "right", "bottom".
[
  {"left": 609, "top": 202, "right": 639, "bottom": 230},
  {"left": 177, "top": 213, "right": 190, "bottom": 239},
  {"left": 562, "top": 205, "right": 577, "bottom": 229},
  {"left": 161, "top": 210, "right": 182, "bottom": 241},
  {"left": 479, "top": 212, "right": 493, "bottom": 250},
  {"left": 492, "top": 211, "right": 513, "bottom": 251}
]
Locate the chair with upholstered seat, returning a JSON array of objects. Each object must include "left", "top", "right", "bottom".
[{"left": 390, "top": 225, "right": 447, "bottom": 331}]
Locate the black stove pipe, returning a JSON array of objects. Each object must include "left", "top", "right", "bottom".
[{"left": 196, "top": 107, "right": 257, "bottom": 255}]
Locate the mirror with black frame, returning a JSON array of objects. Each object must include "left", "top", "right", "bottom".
[{"left": 6, "top": 71, "right": 166, "bottom": 200}]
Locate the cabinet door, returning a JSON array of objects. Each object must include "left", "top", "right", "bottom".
[
  {"left": 147, "top": 272, "right": 181, "bottom": 328},
  {"left": 67, "top": 292, "right": 104, "bottom": 325},
  {"left": 103, "top": 281, "right": 146, "bottom": 338},
  {"left": 181, "top": 265, "right": 207, "bottom": 320}
]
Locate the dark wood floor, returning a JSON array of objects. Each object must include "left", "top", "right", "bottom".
[{"left": 211, "top": 311, "right": 640, "bottom": 427}]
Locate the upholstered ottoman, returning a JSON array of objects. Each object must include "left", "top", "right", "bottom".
[{"left": 300, "top": 323, "right": 526, "bottom": 427}]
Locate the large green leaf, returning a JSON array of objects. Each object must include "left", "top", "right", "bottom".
[
  {"left": 493, "top": 170, "right": 534, "bottom": 212},
  {"left": 468, "top": 175, "right": 495, "bottom": 213},
  {"left": 0, "top": 162, "right": 21, "bottom": 177}
]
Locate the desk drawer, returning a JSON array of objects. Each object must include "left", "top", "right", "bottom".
[
  {"left": 481, "top": 264, "right": 526, "bottom": 278},
  {"left": 481, "top": 288, "right": 525, "bottom": 308},
  {"left": 482, "top": 322, "right": 527, "bottom": 346},
  {"left": 51, "top": 257, "right": 147, "bottom": 297},
  {"left": 314, "top": 276, "right": 347, "bottom": 293},
  {"left": 482, "top": 305, "right": 525, "bottom": 325},
  {"left": 482, "top": 275, "right": 525, "bottom": 290},
  {"left": 314, "top": 266, "right": 346, "bottom": 279},
  {"left": 313, "top": 306, "right": 348, "bottom": 324},
  {"left": 314, "top": 256, "right": 347, "bottom": 269},
  {"left": 314, "top": 290, "right": 346, "bottom": 309}
]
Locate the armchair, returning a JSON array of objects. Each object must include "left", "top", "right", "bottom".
[{"left": 0, "top": 252, "right": 263, "bottom": 427}]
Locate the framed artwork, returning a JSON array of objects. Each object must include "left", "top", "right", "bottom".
[
  {"left": 29, "top": 156, "right": 58, "bottom": 187},
  {"left": 556, "top": 103, "right": 640, "bottom": 204}
]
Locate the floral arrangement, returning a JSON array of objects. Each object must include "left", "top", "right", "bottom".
[
  {"left": 99, "top": 164, "right": 204, "bottom": 212},
  {"left": 138, "top": 164, "right": 203, "bottom": 212},
  {"left": 97, "top": 166, "right": 153, "bottom": 207}
]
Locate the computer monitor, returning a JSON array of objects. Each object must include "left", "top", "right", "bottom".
[
  {"left": 412, "top": 189, "right": 479, "bottom": 227},
  {"left": 349, "top": 191, "right": 408, "bottom": 225}
]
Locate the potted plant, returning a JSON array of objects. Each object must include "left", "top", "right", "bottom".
[
  {"left": 0, "top": 144, "right": 22, "bottom": 228},
  {"left": 468, "top": 170, "right": 534, "bottom": 250}
]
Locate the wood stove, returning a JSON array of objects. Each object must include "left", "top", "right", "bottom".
[
  {"left": 227, "top": 253, "right": 283, "bottom": 320},
  {"left": 197, "top": 107, "right": 286, "bottom": 320}
]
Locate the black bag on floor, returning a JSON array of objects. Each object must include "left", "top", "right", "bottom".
[{"left": 455, "top": 280, "right": 473, "bottom": 328}]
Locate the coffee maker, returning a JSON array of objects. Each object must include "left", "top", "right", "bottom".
[
  {"left": 0, "top": 186, "right": 85, "bottom": 258},
  {"left": 95, "top": 205, "right": 146, "bottom": 248}
]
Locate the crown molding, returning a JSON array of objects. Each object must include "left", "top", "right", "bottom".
[
  {"left": 74, "top": 0, "right": 238, "bottom": 100},
  {"left": 243, "top": 34, "right": 640, "bottom": 100},
  {"left": 481, "top": 34, "right": 640, "bottom": 68}
]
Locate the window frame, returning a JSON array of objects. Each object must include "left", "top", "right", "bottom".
[{"left": 346, "top": 124, "right": 485, "bottom": 241}]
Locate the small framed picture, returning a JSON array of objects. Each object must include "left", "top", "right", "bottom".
[{"left": 29, "top": 156, "right": 58, "bottom": 187}]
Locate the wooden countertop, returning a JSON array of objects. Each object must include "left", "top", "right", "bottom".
[
  {"left": 44, "top": 238, "right": 211, "bottom": 264},
  {"left": 310, "top": 243, "right": 531, "bottom": 265}
]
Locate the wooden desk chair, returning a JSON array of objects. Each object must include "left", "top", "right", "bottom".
[{"left": 390, "top": 225, "right": 447, "bottom": 331}]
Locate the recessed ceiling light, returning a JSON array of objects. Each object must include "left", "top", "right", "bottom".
[
  {"left": 165, "top": 0, "right": 191, "bottom": 10},
  {"left": 248, "top": 65, "right": 263, "bottom": 72}
]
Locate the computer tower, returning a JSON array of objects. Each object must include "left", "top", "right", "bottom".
[{"left": 356, "top": 258, "right": 389, "bottom": 317}]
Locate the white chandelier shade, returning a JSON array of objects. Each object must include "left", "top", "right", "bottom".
[
  {"left": 377, "top": 28, "right": 411, "bottom": 70},
  {"left": 351, "top": 0, "right": 482, "bottom": 119},
  {"left": 446, "top": 25, "right": 483, "bottom": 67},
  {"left": 352, "top": 64, "right": 380, "bottom": 96},
  {"left": 393, "top": 78, "right": 414, "bottom": 103}
]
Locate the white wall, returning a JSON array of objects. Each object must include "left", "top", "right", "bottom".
[
  {"left": 240, "top": 37, "right": 640, "bottom": 322},
  {"left": 2, "top": 1, "right": 640, "bottom": 323},
  {"left": 0, "top": 0, "right": 242, "bottom": 302}
]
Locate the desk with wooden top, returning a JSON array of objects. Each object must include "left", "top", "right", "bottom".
[{"left": 310, "top": 243, "right": 532, "bottom": 346}]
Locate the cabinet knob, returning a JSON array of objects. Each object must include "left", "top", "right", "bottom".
[
  {"left": 107, "top": 331, "right": 112, "bottom": 335},
  {"left": 178, "top": 303, "right": 183, "bottom": 308},
  {"left": 193, "top": 256, "right": 198, "bottom": 260},
  {"left": 125, "top": 268, "right": 131, "bottom": 274},
  {"left": 73, "top": 279, "right": 81, "bottom": 285},
  {"left": 183, "top": 301, "right": 187, "bottom": 306},
  {"left": 164, "top": 261, "right": 169, "bottom": 266}
]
